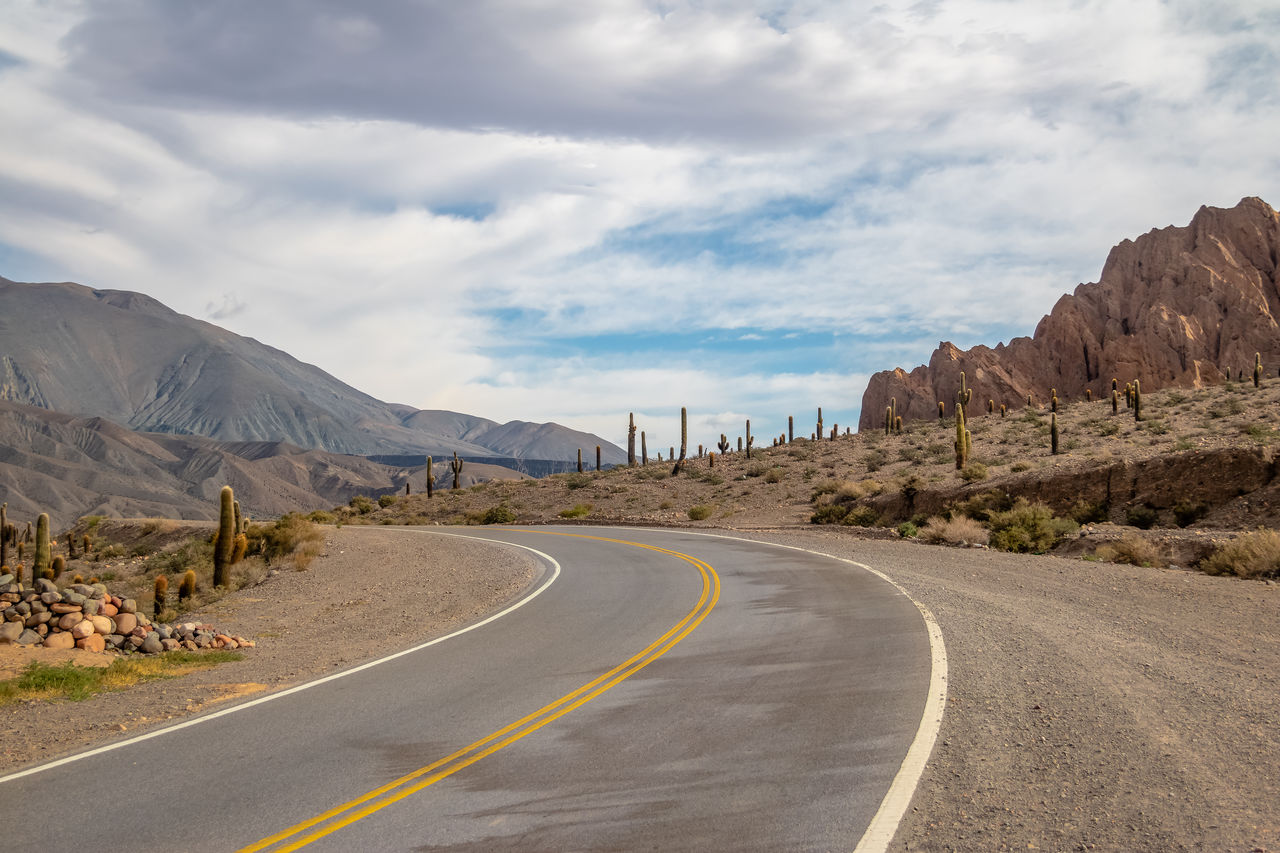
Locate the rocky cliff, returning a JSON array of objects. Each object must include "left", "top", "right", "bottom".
[{"left": 859, "top": 197, "right": 1280, "bottom": 429}]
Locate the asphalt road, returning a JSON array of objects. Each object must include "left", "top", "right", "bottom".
[{"left": 1, "top": 526, "right": 936, "bottom": 852}]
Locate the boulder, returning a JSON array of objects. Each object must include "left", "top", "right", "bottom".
[
  {"left": 71, "top": 620, "right": 95, "bottom": 640},
  {"left": 139, "top": 632, "right": 163, "bottom": 654},
  {"left": 114, "top": 612, "right": 137, "bottom": 635},
  {"left": 43, "top": 631, "right": 74, "bottom": 650},
  {"left": 90, "top": 615, "right": 114, "bottom": 635},
  {"left": 76, "top": 634, "right": 105, "bottom": 653},
  {"left": 0, "top": 621, "right": 22, "bottom": 644}
]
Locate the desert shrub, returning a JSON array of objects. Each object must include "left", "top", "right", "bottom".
[
  {"left": 842, "top": 506, "right": 880, "bottom": 526},
  {"left": 1124, "top": 505, "right": 1159, "bottom": 530},
  {"left": 565, "top": 474, "right": 592, "bottom": 490},
  {"left": 1095, "top": 534, "right": 1164, "bottom": 567},
  {"left": 959, "top": 462, "right": 988, "bottom": 482},
  {"left": 987, "top": 499, "right": 1077, "bottom": 553},
  {"left": 687, "top": 505, "right": 714, "bottom": 521},
  {"left": 658, "top": 500, "right": 673, "bottom": 510},
  {"left": 1068, "top": 499, "right": 1109, "bottom": 525},
  {"left": 306, "top": 510, "right": 337, "bottom": 524},
  {"left": 863, "top": 449, "right": 886, "bottom": 472},
  {"left": 764, "top": 468, "right": 784, "bottom": 484},
  {"left": 897, "top": 446, "right": 923, "bottom": 463},
  {"left": 1010, "top": 461, "right": 1031, "bottom": 473},
  {"left": 558, "top": 504, "right": 592, "bottom": 519},
  {"left": 1097, "top": 420, "right": 1120, "bottom": 436},
  {"left": 921, "top": 515, "right": 989, "bottom": 546},
  {"left": 480, "top": 504, "right": 517, "bottom": 524},
  {"left": 349, "top": 495, "right": 375, "bottom": 515},
  {"left": 1140, "top": 419, "right": 1169, "bottom": 436},
  {"left": 746, "top": 463, "right": 769, "bottom": 477},
  {"left": 811, "top": 479, "right": 842, "bottom": 498},
  {"left": 699, "top": 472, "right": 724, "bottom": 486},
  {"left": 1200, "top": 529, "right": 1280, "bottom": 578},
  {"left": 897, "top": 522, "right": 918, "bottom": 539},
  {"left": 1244, "top": 423, "right": 1273, "bottom": 442},
  {"left": 1173, "top": 499, "right": 1208, "bottom": 528},
  {"left": 250, "top": 513, "right": 324, "bottom": 570},
  {"left": 952, "top": 490, "right": 1014, "bottom": 522},
  {"left": 810, "top": 504, "right": 850, "bottom": 525},
  {"left": 150, "top": 538, "right": 213, "bottom": 577},
  {"left": 377, "top": 494, "right": 397, "bottom": 508}
]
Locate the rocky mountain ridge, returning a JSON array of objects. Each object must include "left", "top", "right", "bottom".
[{"left": 859, "top": 197, "right": 1280, "bottom": 429}]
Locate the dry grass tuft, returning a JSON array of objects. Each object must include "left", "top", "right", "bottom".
[
  {"left": 921, "top": 515, "right": 990, "bottom": 546},
  {"left": 1200, "top": 529, "right": 1280, "bottom": 578},
  {"left": 1095, "top": 534, "right": 1166, "bottom": 567}
]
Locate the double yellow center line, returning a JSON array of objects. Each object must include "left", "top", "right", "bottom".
[{"left": 240, "top": 532, "right": 720, "bottom": 852}]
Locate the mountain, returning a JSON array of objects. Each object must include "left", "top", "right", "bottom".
[
  {"left": 0, "top": 277, "right": 625, "bottom": 463},
  {"left": 859, "top": 197, "right": 1280, "bottom": 429}
]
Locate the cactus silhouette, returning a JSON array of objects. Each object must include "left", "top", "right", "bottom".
[
  {"left": 451, "top": 453, "right": 464, "bottom": 488},
  {"left": 34, "top": 513, "right": 51, "bottom": 579},
  {"left": 672, "top": 407, "right": 688, "bottom": 475},
  {"left": 213, "top": 486, "right": 235, "bottom": 588},
  {"left": 1051, "top": 413, "right": 1059, "bottom": 455},
  {"left": 154, "top": 574, "right": 168, "bottom": 620},
  {"left": 426, "top": 456, "right": 434, "bottom": 498},
  {"left": 628, "top": 413, "right": 637, "bottom": 467}
]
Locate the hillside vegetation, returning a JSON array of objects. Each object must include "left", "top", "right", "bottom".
[{"left": 337, "top": 376, "right": 1280, "bottom": 577}]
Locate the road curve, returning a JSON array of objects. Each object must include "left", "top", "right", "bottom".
[{"left": 1, "top": 526, "right": 938, "bottom": 851}]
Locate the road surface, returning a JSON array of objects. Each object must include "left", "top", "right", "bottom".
[{"left": 1, "top": 526, "right": 939, "bottom": 851}]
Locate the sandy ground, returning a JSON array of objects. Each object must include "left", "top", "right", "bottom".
[{"left": 0, "top": 526, "right": 536, "bottom": 772}]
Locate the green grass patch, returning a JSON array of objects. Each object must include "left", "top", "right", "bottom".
[
  {"left": 0, "top": 650, "right": 243, "bottom": 706},
  {"left": 558, "top": 503, "right": 592, "bottom": 519}
]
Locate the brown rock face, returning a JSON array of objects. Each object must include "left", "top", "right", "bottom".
[{"left": 859, "top": 197, "right": 1280, "bottom": 430}]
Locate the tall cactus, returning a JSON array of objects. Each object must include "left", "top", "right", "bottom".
[
  {"left": 627, "top": 413, "right": 637, "bottom": 467},
  {"left": 672, "top": 407, "right": 688, "bottom": 475},
  {"left": 451, "top": 452, "right": 463, "bottom": 488},
  {"left": 745, "top": 419, "right": 753, "bottom": 459},
  {"left": 1133, "top": 379, "right": 1142, "bottom": 422},
  {"left": 1111, "top": 389, "right": 1119, "bottom": 415},
  {"left": 954, "top": 400, "right": 968, "bottom": 470},
  {"left": 884, "top": 406, "right": 892, "bottom": 436},
  {"left": 596, "top": 445, "right": 601, "bottom": 472},
  {"left": 233, "top": 500, "right": 242, "bottom": 537},
  {"left": 1254, "top": 352, "right": 1263, "bottom": 388},
  {"left": 34, "top": 513, "right": 51, "bottom": 579},
  {"left": 816, "top": 407, "right": 824, "bottom": 441},
  {"left": 154, "top": 574, "right": 168, "bottom": 620},
  {"left": 0, "top": 503, "right": 7, "bottom": 569},
  {"left": 213, "top": 486, "right": 235, "bottom": 588},
  {"left": 717, "top": 434, "right": 730, "bottom": 455},
  {"left": 641, "top": 431, "right": 648, "bottom": 466},
  {"left": 788, "top": 415, "right": 794, "bottom": 444},
  {"left": 1051, "top": 412, "right": 1059, "bottom": 455},
  {"left": 938, "top": 401, "right": 945, "bottom": 421},
  {"left": 426, "top": 456, "right": 434, "bottom": 498}
]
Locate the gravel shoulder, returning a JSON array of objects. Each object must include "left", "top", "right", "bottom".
[
  {"left": 738, "top": 528, "right": 1280, "bottom": 853},
  {"left": 1, "top": 526, "right": 537, "bottom": 773}
]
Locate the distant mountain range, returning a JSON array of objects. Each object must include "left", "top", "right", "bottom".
[{"left": 0, "top": 276, "right": 623, "bottom": 526}]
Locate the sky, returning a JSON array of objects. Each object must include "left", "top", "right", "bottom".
[{"left": 1, "top": 1, "right": 1278, "bottom": 450}]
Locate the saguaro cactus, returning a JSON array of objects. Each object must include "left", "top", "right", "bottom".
[
  {"left": 717, "top": 434, "right": 730, "bottom": 456},
  {"left": 1111, "top": 389, "right": 1119, "bottom": 415},
  {"left": 816, "top": 407, "right": 824, "bottom": 441},
  {"left": 426, "top": 456, "right": 434, "bottom": 498},
  {"left": 596, "top": 445, "right": 601, "bottom": 472},
  {"left": 1133, "top": 379, "right": 1142, "bottom": 421},
  {"left": 641, "top": 431, "right": 648, "bottom": 466},
  {"left": 0, "top": 503, "right": 8, "bottom": 569},
  {"left": 788, "top": 416, "right": 794, "bottom": 443},
  {"left": 1051, "top": 412, "right": 1059, "bottom": 455},
  {"left": 451, "top": 452, "right": 463, "bottom": 489},
  {"left": 34, "top": 513, "right": 51, "bottom": 579},
  {"left": 938, "top": 401, "right": 945, "bottom": 421},
  {"left": 154, "top": 575, "right": 168, "bottom": 620},
  {"left": 954, "top": 401, "right": 968, "bottom": 470},
  {"left": 884, "top": 406, "right": 892, "bottom": 435},
  {"left": 672, "top": 407, "right": 688, "bottom": 475},
  {"left": 213, "top": 486, "right": 235, "bottom": 589},
  {"left": 1254, "top": 352, "right": 1263, "bottom": 388},
  {"left": 628, "top": 413, "right": 637, "bottom": 467},
  {"left": 745, "top": 419, "right": 754, "bottom": 459}
]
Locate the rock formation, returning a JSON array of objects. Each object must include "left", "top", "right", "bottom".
[{"left": 859, "top": 197, "right": 1280, "bottom": 429}]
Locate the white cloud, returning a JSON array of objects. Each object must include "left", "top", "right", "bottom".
[{"left": 0, "top": 0, "right": 1277, "bottom": 438}]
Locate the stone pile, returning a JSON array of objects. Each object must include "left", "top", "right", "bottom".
[{"left": 0, "top": 574, "right": 252, "bottom": 654}]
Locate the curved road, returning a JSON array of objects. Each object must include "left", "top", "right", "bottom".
[{"left": 1, "top": 526, "right": 939, "bottom": 851}]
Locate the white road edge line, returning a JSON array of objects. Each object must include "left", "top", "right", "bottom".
[
  {"left": 580, "top": 525, "right": 948, "bottom": 853},
  {"left": 0, "top": 530, "right": 561, "bottom": 786}
]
